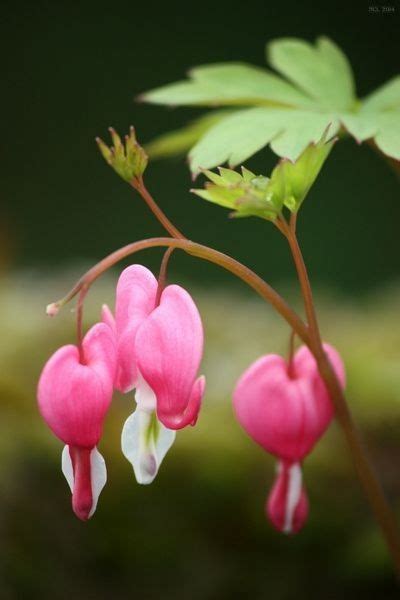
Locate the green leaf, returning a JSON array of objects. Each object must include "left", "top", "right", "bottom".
[
  {"left": 269, "top": 127, "right": 335, "bottom": 212},
  {"left": 145, "top": 111, "right": 232, "bottom": 159},
  {"left": 373, "top": 111, "right": 400, "bottom": 159},
  {"left": 188, "top": 63, "right": 314, "bottom": 107},
  {"left": 267, "top": 36, "right": 356, "bottom": 111},
  {"left": 189, "top": 107, "right": 338, "bottom": 173},
  {"left": 340, "top": 113, "right": 378, "bottom": 142},
  {"left": 193, "top": 186, "right": 244, "bottom": 209},
  {"left": 341, "top": 109, "right": 400, "bottom": 159},
  {"left": 142, "top": 62, "right": 314, "bottom": 108},
  {"left": 217, "top": 167, "right": 243, "bottom": 183},
  {"left": 140, "top": 36, "right": 400, "bottom": 169},
  {"left": 361, "top": 77, "right": 400, "bottom": 112},
  {"left": 192, "top": 130, "right": 335, "bottom": 219},
  {"left": 188, "top": 108, "right": 284, "bottom": 173}
]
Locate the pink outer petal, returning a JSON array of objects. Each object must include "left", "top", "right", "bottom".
[
  {"left": 158, "top": 375, "right": 205, "bottom": 430},
  {"left": 136, "top": 285, "right": 204, "bottom": 430},
  {"left": 101, "top": 304, "right": 115, "bottom": 331},
  {"left": 294, "top": 343, "right": 346, "bottom": 389},
  {"left": 113, "top": 265, "right": 157, "bottom": 393},
  {"left": 69, "top": 446, "right": 93, "bottom": 521},
  {"left": 266, "top": 461, "right": 308, "bottom": 534},
  {"left": 233, "top": 347, "right": 341, "bottom": 461},
  {"left": 38, "top": 323, "right": 116, "bottom": 447}
]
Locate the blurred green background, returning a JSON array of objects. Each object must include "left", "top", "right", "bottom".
[{"left": 2, "top": 1, "right": 400, "bottom": 598}]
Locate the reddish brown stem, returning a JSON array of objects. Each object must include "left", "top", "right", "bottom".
[
  {"left": 155, "top": 247, "right": 174, "bottom": 305},
  {"left": 132, "top": 177, "right": 186, "bottom": 239},
  {"left": 278, "top": 215, "right": 322, "bottom": 351},
  {"left": 51, "top": 237, "right": 310, "bottom": 346},
  {"left": 76, "top": 285, "right": 89, "bottom": 363},
  {"left": 287, "top": 329, "right": 296, "bottom": 378},
  {"left": 280, "top": 214, "right": 400, "bottom": 576}
]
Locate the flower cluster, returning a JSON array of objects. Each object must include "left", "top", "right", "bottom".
[
  {"left": 38, "top": 263, "right": 344, "bottom": 532},
  {"left": 38, "top": 265, "right": 205, "bottom": 520}
]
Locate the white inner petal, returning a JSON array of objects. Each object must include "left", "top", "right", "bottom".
[
  {"left": 61, "top": 445, "right": 107, "bottom": 518},
  {"left": 283, "top": 462, "right": 302, "bottom": 534},
  {"left": 61, "top": 445, "right": 74, "bottom": 492},
  {"left": 121, "top": 407, "right": 176, "bottom": 485},
  {"left": 135, "top": 371, "right": 157, "bottom": 413},
  {"left": 89, "top": 447, "right": 107, "bottom": 517}
]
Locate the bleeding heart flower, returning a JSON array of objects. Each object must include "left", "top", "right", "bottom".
[
  {"left": 102, "top": 264, "right": 158, "bottom": 394},
  {"left": 135, "top": 284, "right": 205, "bottom": 430},
  {"left": 104, "top": 265, "right": 205, "bottom": 485},
  {"left": 233, "top": 343, "right": 345, "bottom": 534},
  {"left": 37, "top": 323, "right": 116, "bottom": 520}
]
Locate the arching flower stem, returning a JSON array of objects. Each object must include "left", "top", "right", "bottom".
[
  {"left": 155, "top": 247, "right": 175, "bottom": 306},
  {"left": 132, "top": 177, "right": 186, "bottom": 239},
  {"left": 49, "top": 237, "right": 310, "bottom": 346}
]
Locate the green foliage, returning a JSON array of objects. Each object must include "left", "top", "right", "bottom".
[
  {"left": 145, "top": 111, "right": 233, "bottom": 158},
  {"left": 141, "top": 36, "right": 400, "bottom": 173},
  {"left": 97, "top": 127, "right": 148, "bottom": 182},
  {"left": 192, "top": 129, "right": 335, "bottom": 219}
]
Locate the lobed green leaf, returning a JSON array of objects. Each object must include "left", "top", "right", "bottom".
[{"left": 140, "top": 36, "right": 400, "bottom": 169}]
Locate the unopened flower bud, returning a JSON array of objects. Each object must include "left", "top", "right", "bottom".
[
  {"left": 96, "top": 126, "right": 148, "bottom": 182},
  {"left": 46, "top": 302, "right": 60, "bottom": 317}
]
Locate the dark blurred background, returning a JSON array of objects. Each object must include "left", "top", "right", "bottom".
[
  {"left": 2, "top": 0, "right": 400, "bottom": 291},
  {"left": 1, "top": 1, "right": 400, "bottom": 598}
]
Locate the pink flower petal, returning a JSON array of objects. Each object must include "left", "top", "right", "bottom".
[
  {"left": 233, "top": 344, "right": 345, "bottom": 461},
  {"left": 294, "top": 343, "right": 346, "bottom": 389},
  {"left": 101, "top": 304, "right": 115, "bottom": 331},
  {"left": 112, "top": 265, "right": 157, "bottom": 393},
  {"left": 38, "top": 323, "right": 116, "bottom": 447},
  {"left": 135, "top": 285, "right": 205, "bottom": 430},
  {"left": 159, "top": 375, "right": 205, "bottom": 430}
]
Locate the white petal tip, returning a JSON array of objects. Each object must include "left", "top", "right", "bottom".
[
  {"left": 61, "top": 445, "right": 74, "bottom": 492},
  {"left": 89, "top": 447, "right": 107, "bottom": 517},
  {"left": 121, "top": 408, "right": 176, "bottom": 485},
  {"left": 61, "top": 445, "right": 107, "bottom": 519}
]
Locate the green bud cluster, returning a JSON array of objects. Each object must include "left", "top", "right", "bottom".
[
  {"left": 96, "top": 127, "right": 148, "bottom": 182},
  {"left": 192, "top": 128, "right": 335, "bottom": 221}
]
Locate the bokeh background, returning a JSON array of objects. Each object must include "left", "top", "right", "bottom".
[{"left": 2, "top": 1, "right": 400, "bottom": 598}]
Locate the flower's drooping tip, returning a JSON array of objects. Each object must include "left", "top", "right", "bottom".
[
  {"left": 267, "top": 461, "right": 308, "bottom": 535},
  {"left": 62, "top": 445, "right": 107, "bottom": 521}
]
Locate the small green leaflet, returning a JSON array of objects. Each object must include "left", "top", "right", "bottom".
[
  {"left": 191, "top": 129, "right": 335, "bottom": 220},
  {"left": 141, "top": 36, "right": 400, "bottom": 173}
]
